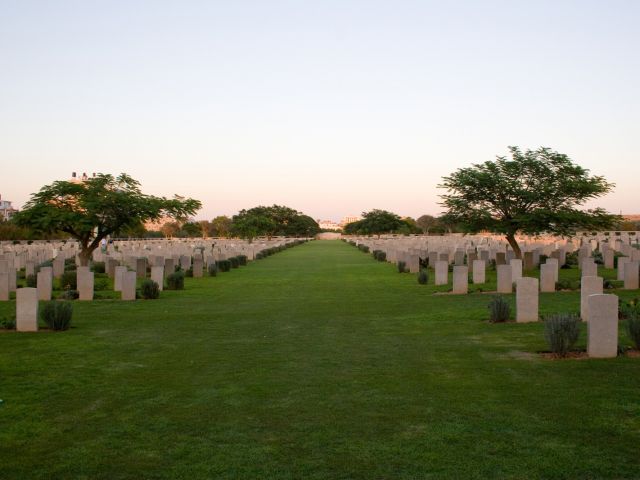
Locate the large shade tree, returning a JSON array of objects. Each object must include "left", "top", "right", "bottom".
[
  {"left": 14, "top": 173, "right": 201, "bottom": 265},
  {"left": 343, "top": 209, "right": 409, "bottom": 235},
  {"left": 231, "top": 205, "right": 319, "bottom": 240},
  {"left": 439, "top": 146, "right": 618, "bottom": 258}
]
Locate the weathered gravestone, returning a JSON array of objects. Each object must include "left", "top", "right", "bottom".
[
  {"left": 77, "top": 267, "right": 94, "bottom": 301},
  {"left": 0, "top": 272, "right": 8, "bottom": 301},
  {"left": 496, "top": 265, "right": 512, "bottom": 294},
  {"left": 435, "top": 261, "right": 448, "bottom": 286},
  {"left": 624, "top": 261, "right": 639, "bottom": 290},
  {"left": 114, "top": 266, "right": 127, "bottom": 292},
  {"left": 510, "top": 259, "right": 522, "bottom": 282},
  {"left": 121, "top": 271, "right": 137, "bottom": 301},
  {"left": 151, "top": 266, "right": 164, "bottom": 291},
  {"left": 472, "top": 260, "right": 485, "bottom": 284},
  {"left": 540, "top": 263, "right": 556, "bottom": 293},
  {"left": 16, "top": 288, "right": 38, "bottom": 332},
  {"left": 587, "top": 294, "right": 618, "bottom": 358},
  {"left": 516, "top": 277, "right": 539, "bottom": 323},
  {"left": 452, "top": 266, "right": 468, "bottom": 294},
  {"left": 37, "top": 267, "right": 53, "bottom": 301},
  {"left": 581, "top": 276, "right": 603, "bottom": 321}
]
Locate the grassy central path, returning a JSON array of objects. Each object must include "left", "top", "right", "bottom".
[{"left": 1, "top": 240, "right": 640, "bottom": 479}]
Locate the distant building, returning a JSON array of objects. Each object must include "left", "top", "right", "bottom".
[
  {"left": 0, "top": 194, "right": 18, "bottom": 221},
  {"left": 340, "top": 215, "right": 361, "bottom": 227},
  {"left": 318, "top": 220, "right": 341, "bottom": 231},
  {"left": 70, "top": 171, "right": 97, "bottom": 183}
]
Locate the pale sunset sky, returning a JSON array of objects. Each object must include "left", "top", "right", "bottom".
[{"left": 1, "top": 0, "right": 638, "bottom": 221}]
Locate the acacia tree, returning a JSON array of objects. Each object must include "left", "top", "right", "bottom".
[
  {"left": 439, "top": 146, "right": 618, "bottom": 258},
  {"left": 416, "top": 214, "right": 438, "bottom": 234},
  {"left": 14, "top": 173, "right": 201, "bottom": 265},
  {"left": 231, "top": 205, "right": 319, "bottom": 240}
]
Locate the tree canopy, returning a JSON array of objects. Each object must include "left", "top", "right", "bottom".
[
  {"left": 343, "top": 209, "right": 413, "bottom": 235},
  {"left": 14, "top": 173, "right": 201, "bottom": 264},
  {"left": 231, "top": 205, "right": 319, "bottom": 240},
  {"left": 439, "top": 146, "right": 618, "bottom": 257}
]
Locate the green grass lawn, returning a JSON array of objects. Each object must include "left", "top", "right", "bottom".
[{"left": 1, "top": 240, "right": 639, "bottom": 479}]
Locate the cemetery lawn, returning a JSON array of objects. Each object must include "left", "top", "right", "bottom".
[{"left": 2, "top": 240, "right": 640, "bottom": 479}]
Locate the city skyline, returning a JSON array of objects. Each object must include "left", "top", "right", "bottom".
[{"left": 2, "top": 1, "right": 639, "bottom": 220}]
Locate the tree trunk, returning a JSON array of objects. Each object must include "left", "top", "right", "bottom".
[
  {"left": 78, "top": 248, "right": 93, "bottom": 267},
  {"left": 505, "top": 233, "right": 522, "bottom": 259}
]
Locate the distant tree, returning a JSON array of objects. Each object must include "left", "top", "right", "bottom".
[
  {"left": 231, "top": 205, "right": 319, "bottom": 240},
  {"left": 198, "top": 220, "right": 211, "bottom": 238},
  {"left": 416, "top": 214, "right": 438, "bottom": 234},
  {"left": 439, "top": 146, "right": 618, "bottom": 258},
  {"left": 161, "top": 221, "right": 181, "bottom": 239},
  {"left": 343, "top": 209, "right": 408, "bottom": 235},
  {"left": 180, "top": 221, "right": 201, "bottom": 238},
  {"left": 211, "top": 216, "right": 233, "bottom": 237},
  {"left": 14, "top": 173, "right": 201, "bottom": 264}
]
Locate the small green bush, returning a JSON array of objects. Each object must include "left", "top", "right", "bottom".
[
  {"left": 0, "top": 315, "right": 16, "bottom": 330},
  {"left": 229, "top": 257, "right": 240, "bottom": 268},
  {"left": 26, "top": 274, "right": 37, "bottom": 288},
  {"left": 398, "top": 261, "right": 407, "bottom": 273},
  {"left": 140, "top": 279, "right": 160, "bottom": 299},
  {"left": 92, "top": 262, "right": 106, "bottom": 274},
  {"left": 255, "top": 252, "right": 265, "bottom": 260},
  {"left": 40, "top": 301, "right": 73, "bottom": 331},
  {"left": 217, "top": 260, "right": 231, "bottom": 272},
  {"left": 166, "top": 271, "right": 185, "bottom": 290},
  {"left": 185, "top": 267, "right": 193, "bottom": 278},
  {"left": 619, "top": 298, "right": 640, "bottom": 319},
  {"left": 237, "top": 255, "right": 248, "bottom": 266},
  {"left": 417, "top": 270, "right": 428, "bottom": 285},
  {"left": 543, "top": 313, "right": 580, "bottom": 357},
  {"left": 626, "top": 314, "right": 640, "bottom": 350},
  {"left": 94, "top": 278, "right": 110, "bottom": 291},
  {"left": 60, "top": 289, "right": 79, "bottom": 300},
  {"left": 208, "top": 263, "right": 218, "bottom": 277},
  {"left": 358, "top": 244, "right": 370, "bottom": 253},
  {"left": 488, "top": 296, "right": 510, "bottom": 323},
  {"left": 60, "top": 270, "right": 77, "bottom": 290},
  {"left": 556, "top": 279, "right": 580, "bottom": 291}
]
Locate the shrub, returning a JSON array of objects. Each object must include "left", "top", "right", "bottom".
[
  {"left": 372, "top": 250, "right": 387, "bottom": 262},
  {"left": 140, "top": 279, "right": 160, "bottom": 299},
  {"left": 208, "top": 263, "right": 218, "bottom": 277},
  {"left": 185, "top": 267, "right": 193, "bottom": 278},
  {"left": 619, "top": 298, "right": 640, "bottom": 319},
  {"left": 26, "top": 274, "right": 37, "bottom": 288},
  {"left": 60, "top": 289, "right": 79, "bottom": 300},
  {"left": 217, "top": 260, "right": 231, "bottom": 272},
  {"left": 40, "top": 301, "right": 73, "bottom": 331},
  {"left": 358, "top": 244, "right": 370, "bottom": 253},
  {"left": 0, "top": 315, "right": 16, "bottom": 330},
  {"left": 543, "top": 313, "right": 580, "bottom": 357},
  {"left": 237, "top": 255, "right": 248, "bottom": 266},
  {"left": 488, "top": 296, "right": 510, "bottom": 323},
  {"left": 255, "top": 252, "right": 264, "bottom": 260},
  {"left": 166, "top": 271, "right": 185, "bottom": 290},
  {"left": 627, "top": 314, "right": 640, "bottom": 350},
  {"left": 92, "top": 262, "right": 106, "bottom": 274},
  {"left": 229, "top": 256, "right": 240, "bottom": 268},
  {"left": 556, "top": 279, "right": 580, "bottom": 291},
  {"left": 60, "top": 270, "right": 77, "bottom": 290},
  {"left": 417, "top": 270, "right": 428, "bottom": 285},
  {"left": 94, "top": 278, "right": 110, "bottom": 291},
  {"left": 398, "top": 261, "right": 407, "bottom": 273}
]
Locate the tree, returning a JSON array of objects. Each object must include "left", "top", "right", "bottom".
[
  {"left": 439, "top": 146, "right": 618, "bottom": 258},
  {"left": 14, "top": 173, "right": 201, "bottom": 265},
  {"left": 416, "top": 214, "right": 438, "bottom": 234},
  {"left": 231, "top": 205, "right": 319, "bottom": 240},
  {"left": 343, "top": 209, "right": 408, "bottom": 235},
  {"left": 211, "top": 216, "right": 233, "bottom": 237}
]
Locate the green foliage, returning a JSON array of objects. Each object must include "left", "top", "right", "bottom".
[
  {"left": 140, "top": 279, "right": 160, "bottom": 299},
  {"left": 166, "top": 271, "right": 185, "bottom": 290},
  {"left": 439, "top": 146, "right": 618, "bottom": 257},
  {"left": 208, "top": 263, "right": 218, "bottom": 276},
  {"left": 229, "top": 257, "right": 240, "bottom": 268},
  {"left": 92, "top": 262, "right": 106, "bottom": 273},
  {"left": 357, "top": 244, "right": 370, "bottom": 253},
  {"left": 626, "top": 314, "right": 640, "bottom": 350},
  {"left": 217, "top": 260, "right": 231, "bottom": 272},
  {"left": 418, "top": 270, "right": 428, "bottom": 285},
  {"left": 26, "top": 274, "right": 37, "bottom": 288},
  {"left": 543, "top": 313, "right": 580, "bottom": 357},
  {"left": 372, "top": 250, "right": 387, "bottom": 261},
  {"left": 94, "top": 277, "right": 110, "bottom": 291},
  {"left": 60, "top": 289, "right": 79, "bottom": 300},
  {"left": 344, "top": 209, "right": 409, "bottom": 235},
  {"left": 14, "top": 173, "right": 201, "bottom": 265},
  {"left": 619, "top": 298, "right": 640, "bottom": 319},
  {"left": 398, "top": 261, "right": 407, "bottom": 273},
  {"left": 0, "top": 314, "right": 16, "bottom": 330},
  {"left": 237, "top": 255, "right": 248, "bottom": 266},
  {"left": 231, "top": 205, "right": 319, "bottom": 240},
  {"left": 488, "top": 296, "right": 510, "bottom": 322},
  {"left": 40, "top": 301, "right": 73, "bottom": 331},
  {"left": 556, "top": 279, "right": 580, "bottom": 291},
  {"left": 59, "top": 270, "right": 77, "bottom": 290}
]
